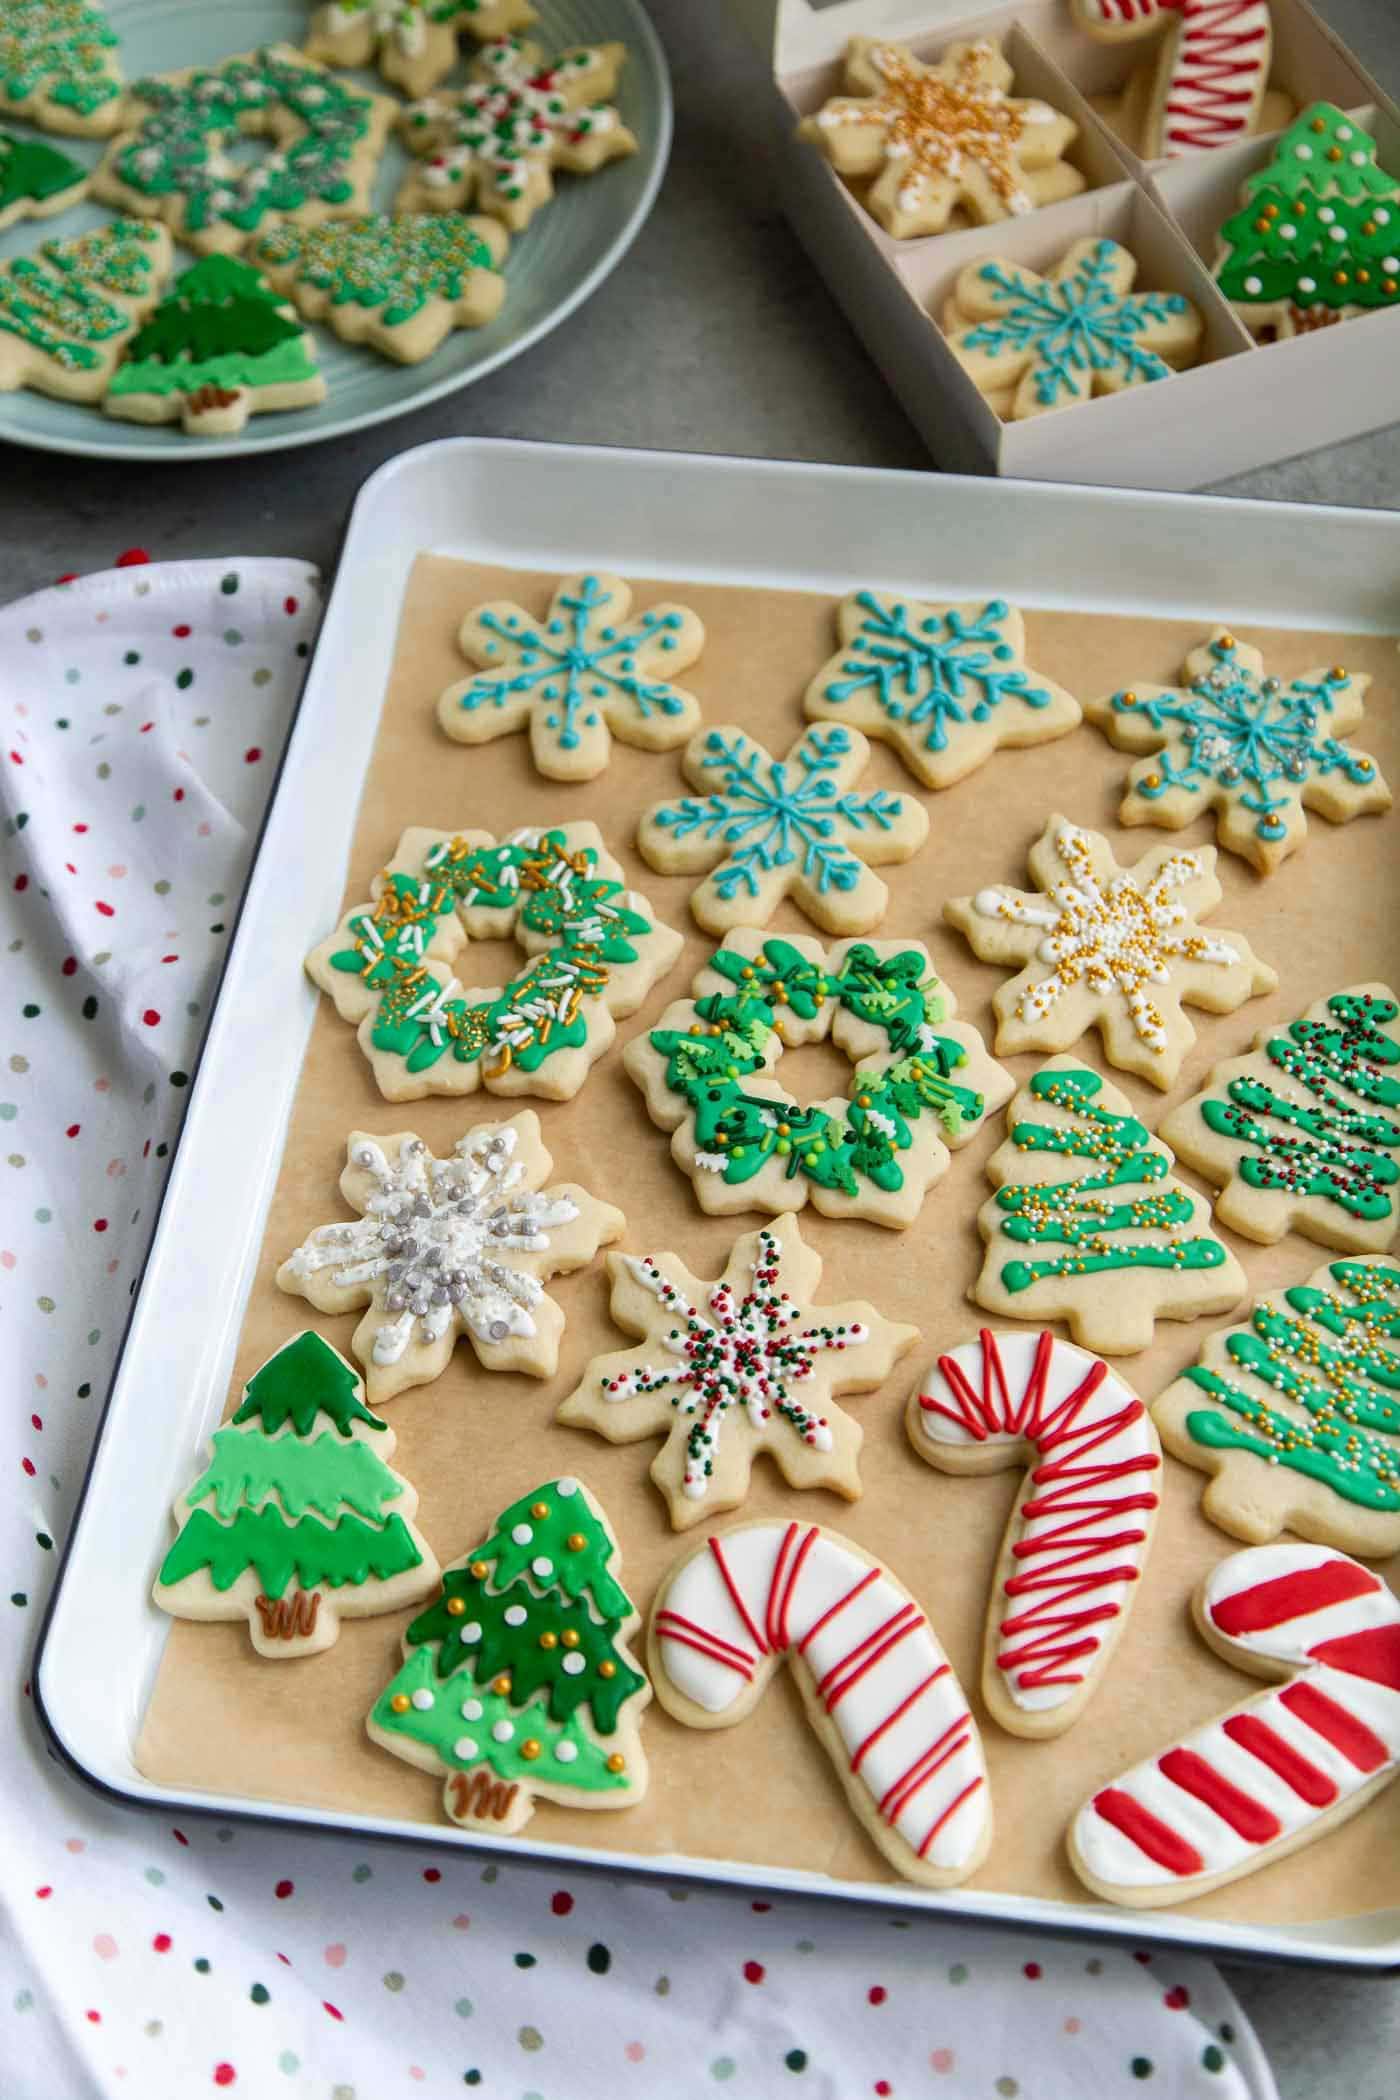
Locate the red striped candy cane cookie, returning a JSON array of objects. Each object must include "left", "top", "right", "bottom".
[
  {"left": 908, "top": 1330, "right": 1161, "bottom": 1739},
  {"left": 648, "top": 1519, "right": 991, "bottom": 1888},
  {"left": 1070, "top": 1543, "right": 1400, "bottom": 1906},
  {"left": 1070, "top": 1, "right": 1273, "bottom": 158}
]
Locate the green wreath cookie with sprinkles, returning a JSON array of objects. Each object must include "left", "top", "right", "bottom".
[
  {"left": 305, "top": 821, "right": 683, "bottom": 1104},
  {"left": 623, "top": 928, "right": 1013, "bottom": 1229}
]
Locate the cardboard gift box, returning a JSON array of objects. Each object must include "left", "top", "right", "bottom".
[{"left": 730, "top": 0, "right": 1398, "bottom": 490}]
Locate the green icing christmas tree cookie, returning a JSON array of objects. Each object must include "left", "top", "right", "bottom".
[
  {"left": 153, "top": 1330, "right": 439, "bottom": 1658},
  {"left": 0, "top": 126, "right": 87, "bottom": 231},
  {"left": 0, "top": 216, "right": 172, "bottom": 403},
  {"left": 368, "top": 1476, "right": 651, "bottom": 1833},
  {"left": 1214, "top": 103, "right": 1400, "bottom": 339},
  {"left": 106, "top": 252, "right": 326, "bottom": 438}
]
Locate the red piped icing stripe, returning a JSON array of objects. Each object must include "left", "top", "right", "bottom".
[
  {"left": 849, "top": 1666, "right": 949, "bottom": 1776},
  {"left": 766, "top": 1521, "right": 818, "bottom": 1653},
  {"left": 709, "top": 1534, "right": 768, "bottom": 1658},
  {"left": 764, "top": 1521, "right": 800, "bottom": 1653},
  {"left": 878, "top": 1713, "right": 971, "bottom": 1824},
  {"left": 819, "top": 1604, "right": 922, "bottom": 1710},
  {"left": 1306, "top": 1624, "right": 1400, "bottom": 1694},
  {"left": 1222, "top": 1714, "right": 1338, "bottom": 1808},
  {"left": 1092, "top": 1787, "right": 1206, "bottom": 1876},
  {"left": 1158, "top": 1747, "right": 1282, "bottom": 1843},
  {"left": 653, "top": 1610, "right": 754, "bottom": 1682},
  {"left": 795, "top": 1564, "right": 880, "bottom": 1657},
  {"left": 1211, "top": 1559, "right": 1379, "bottom": 1638},
  {"left": 1281, "top": 1681, "right": 1391, "bottom": 1773},
  {"left": 917, "top": 1776, "right": 985, "bottom": 1860}
]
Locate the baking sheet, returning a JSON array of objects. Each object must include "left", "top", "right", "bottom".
[{"left": 136, "top": 552, "right": 1400, "bottom": 1927}]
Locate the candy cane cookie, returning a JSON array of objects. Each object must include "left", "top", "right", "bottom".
[
  {"left": 1070, "top": 1543, "right": 1400, "bottom": 1905},
  {"left": 648, "top": 1518, "right": 991, "bottom": 1889},
  {"left": 908, "top": 1331, "right": 1161, "bottom": 1738},
  {"left": 1071, "top": 1, "right": 1275, "bottom": 160}
]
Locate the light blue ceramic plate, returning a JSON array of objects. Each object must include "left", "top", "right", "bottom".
[{"left": 0, "top": 0, "right": 670, "bottom": 460}]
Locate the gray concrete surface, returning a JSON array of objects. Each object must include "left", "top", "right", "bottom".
[{"left": 2, "top": 1, "right": 1397, "bottom": 2091}]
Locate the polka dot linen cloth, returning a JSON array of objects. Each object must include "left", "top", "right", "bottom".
[{"left": 0, "top": 556, "right": 1280, "bottom": 2100}]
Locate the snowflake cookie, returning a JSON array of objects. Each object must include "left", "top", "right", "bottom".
[
  {"left": 944, "top": 238, "right": 1204, "bottom": 422},
  {"left": 0, "top": 0, "right": 124, "bottom": 138},
  {"left": 277, "top": 1114, "right": 623, "bottom": 1406},
  {"left": 944, "top": 814, "right": 1277, "bottom": 1090},
  {"left": 305, "top": 821, "right": 683, "bottom": 1103},
  {"left": 398, "top": 36, "right": 636, "bottom": 234},
  {"left": 623, "top": 929, "right": 1013, "bottom": 1228},
  {"left": 153, "top": 1331, "right": 440, "bottom": 1658},
  {"left": 306, "top": 0, "right": 537, "bottom": 99},
  {"left": 638, "top": 723, "right": 927, "bottom": 935},
  {"left": 804, "top": 589, "right": 1081, "bottom": 788},
  {"left": 92, "top": 45, "right": 398, "bottom": 257},
  {"left": 1087, "top": 629, "right": 1390, "bottom": 875},
  {"left": 250, "top": 211, "right": 507, "bottom": 362},
  {"left": 972, "top": 1057, "right": 1246, "bottom": 1355},
  {"left": 0, "top": 218, "right": 172, "bottom": 404},
  {"left": 0, "top": 129, "right": 88, "bottom": 232},
  {"left": 1159, "top": 984, "right": 1400, "bottom": 1254},
  {"left": 437, "top": 572, "right": 704, "bottom": 781},
  {"left": 558, "top": 1215, "right": 918, "bottom": 1528},
  {"left": 798, "top": 35, "right": 1082, "bottom": 239}
]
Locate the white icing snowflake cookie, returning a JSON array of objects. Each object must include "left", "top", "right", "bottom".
[
  {"left": 557, "top": 1213, "right": 918, "bottom": 1529},
  {"left": 305, "top": 821, "right": 682, "bottom": 1103},
  {"left": 944, "top": 814, "right": 1277, "bottom": 1090},
  {"left": 306, "top": 0, "right": 538, "bottom": 99},
  {"left": 276, "top": 1114, "right": 623, "bottom": 1407}
]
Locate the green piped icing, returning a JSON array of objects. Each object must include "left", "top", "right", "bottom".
[
  {"left": 186, "top": 1425, "right": 403, "bottom": 1526},
  {"left": 371, "top": 1646, "right": 630, "bottom": 1793},
  {"left": 0, "top": 2, "right": 121, "bottom": 119},
  {"left": 0, "top": 128, "right": 84, "bottom": 209},
  {"left": 230, "top": 1330, "right": 383, "bottom": 1438},
  {"left": 158, "top": 1502, "right": 423, "bottom": 1596},
  {"left": 0, "top": 220, "right": 162, "bottom": 373}
]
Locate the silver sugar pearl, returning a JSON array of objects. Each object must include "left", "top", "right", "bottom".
[
  {"left": 488, "top": 1319, "right": 511, "bottom": 1341},
  {"left": 385, "top": 1288, "right": 407, "bottom": 1311},
  {"left": 1262, "top": 677, "right": 1281, "bottom": 695}
]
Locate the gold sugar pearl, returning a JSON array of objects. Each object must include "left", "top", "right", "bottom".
[
  {"left": 530, "top": 1501, "right": 550, "bottom": 1519},
  {"left": 469, "top": 1560, "right": 489, "bottom": 1580},
  {"left": 520, "top": 1739, "right": 542, "bottom": 1761},
  {"left": 1218, "top": 632, "right": 1236, "bottom": 650},
  {"left": 606, "top": 1753, "right": 626, "bottom": 1774},
  {"left": 1121, "top": 689, "right": 1138, "bottom": 705},
  {"left": 390, "top": 1693, "right": 412, "bottom": 1714},
  {"left": 492, "top": 1673, "right": 512, "bottom": 1696},
  {"left": 566, "top": 1532, "right": 587, "bottom": 1552},
  {"left": 1328, "top": 145, "right": 1343, "bottom": 161},
  {"left": 539, "top": 1631, "right": 558, "bottom": 1649},
  {"left": 1143, "top": 773, "right": 1162, "bottom": 791},
  {"left": 562, "top": 1628, "right": 581, "bottom": 1649},
  {"left": 1331, "top": 665, "right": 1348, "bottom": 679},
  {"left": 446, "top": 1596, "right": 467, "bottom": 1617},
  {"left": 599, "top": 1661, "right": 617, "bottom": 1679},
  {"left": 1311, "top": 115, "right": 1326, "bottom": 131}
]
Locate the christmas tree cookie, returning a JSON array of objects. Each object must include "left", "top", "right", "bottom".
[
  {"left": 277, "top": 1115, "right": 624, "bottom": 1407},
  {"left": 250, "top": 211, "right": 507, "bottom": 362},
  {"left": 397, "top": 35, "right": 636, "bottom": 234},
  {"left": 1214, "top": 104, "right": 1400, "bottom": 338},
  {"left": 305, "top": 0, "right": 537, "bottom": 99},
  {"left": 557, "top": 1213, "right": 919, "bottom": 1529},
  {"left": 106, "top": 253, "right": 326, "bottom": 438},
  {"left": 973, "top": 1059, "right": 1246, "bottom": 1355},
  {"left": 153, "top": 1331, "right": 439, "bottom": 1659},
  {"left": 368, "top": 1477, "right": 650, "bottom": 1835},
  {"left": 0, "top": 217, "right": 172, "bottom": 404},
  {"left": 0, "top": 0, "right": 124, "bottom": 137},
  {"left": 0, "top": 127, "right": 87, "bottom": 231}
]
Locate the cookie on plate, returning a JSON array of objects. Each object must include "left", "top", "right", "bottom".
[
  {"left": 0, "top": 0, "right": 124, "bottom": 137},
  {"left": 0, "top": 218, "right": 172, "bottom": 404},
  {"left": 305, "top": 0, "right": 537, "bottom": 98},
  {"left": 249, "top": 211, "right": 507, "bottom": 361},
  {"left": 0, "top": 127, "right": 87, "bottom": 230}
]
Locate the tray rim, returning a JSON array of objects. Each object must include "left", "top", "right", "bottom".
[{"left": 32, "top": 435, "right": 1400, "bottom": 1972}]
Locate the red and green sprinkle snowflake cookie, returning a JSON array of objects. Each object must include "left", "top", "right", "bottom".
[
  {"left": 0, "top": 0, "right": 124, "bottom": 138},
  {"left": 623, "top": 927, "right": 1012, "bottom": 1228},
  {"left": 306, "top": 0, "right": 537, "bottom": 99}
]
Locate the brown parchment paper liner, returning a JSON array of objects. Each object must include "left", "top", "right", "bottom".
[{"left": 138, "top": 555, "right": 1400, "bottom": 1927}]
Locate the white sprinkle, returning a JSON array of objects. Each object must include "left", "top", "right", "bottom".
[
  {"left": 556, "top": 1477, "right": 578, "bottom": 1496},
  {"left": 453, "top": 1735, "right": 479, "bottom": 1759},
  {"left": 555, "top": 1741, "right": 578, "bottom": 1763},
  {"left": 461, "top": 1697, "right": 484, "bottom": 1720},
  {"left": 562, "top": 1652, "right": 586, "bottom": 1675},
  {"left": 1243, "top": 275, "right": 1262, "bottom": 294},
  {"left": 411, "top": 1688, "right": 435, "bottom": 1710},
  {"left": 532, "top": 1556, "right": 554, "bottom": 1579},
  {"left": 511, "top": 1522, "right": 533, "bottom": 1545},
  {"left": 459, "top": 1620, "right": 482, "bottom": 1644},
  {"left": 492, "top": 1719, "right": 515, "bottom": 1743},
  {"left": 504, "top": 1604, "right": 528, "bottom": 1627}
]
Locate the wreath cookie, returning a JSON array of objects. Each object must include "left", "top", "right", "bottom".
[
  {"left": 305, "top": 821, "right": 682, "bottom": 1103},
  {"left": 437, "top": 572, "right": 704, "bottom": 781},
  {"left": 306, "top": 0, "right": 537, "bottom": 99},
  {"left": 0, "top": 0, "right": 123, "bottom": 138},
  {"left": 277, "top": 1114, "right": 623, "bottom": 1407},
  {"left": 557, "top": 1214, "right": 918, "bottom": 1529},
  {"left": 944, "top": 814, "right": 1277, "bottom": 1091},
  {"left": 1088, "top": 630, "right": 1389, "bottom": 875},
  {"left": 623, "top": 929, "right": 1013, "bottom": 1228}
]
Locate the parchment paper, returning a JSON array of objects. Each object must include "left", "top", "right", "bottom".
[{"left": 138, "top": 555, "right": 1400, "bottom": 1927}]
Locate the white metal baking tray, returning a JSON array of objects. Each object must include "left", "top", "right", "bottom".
[{"left": 35, "top": 437, "right": 1400, "bottom": 1968}]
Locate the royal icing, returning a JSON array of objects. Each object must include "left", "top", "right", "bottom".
[
  {"left": 0, "top": 218, "right": 167, "bottom": 381},
  {"left": 0, "top": 126, "right": 85, "bottom": 218},
  {"left": 1071, "top": 1543, "right": 1400, "bottom": 1901},
  {"left": 0, "top": 0, "right": 122, "bottom": 125},
  {"left": 314, "top": 0, "right": 536, "bottom": 78},
  {"left": 915, "top": 1331, "right": 1160, "bottom": 1724},
  {"left": 251, "top": 211, "right": 505, "bottom": 341},
  {"left": 651, "top": 1520, "right": 990, "bottom": 1885}
]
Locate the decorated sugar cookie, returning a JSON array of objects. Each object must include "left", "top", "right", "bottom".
[
  {"left": 944, "top": 815, "right": 1277, "bottom": 1090},
  {"left": 93, "top": 45, "right": 398, "bottom": 257},
  {"left": 638, "top": 724, "right": 927, "bottom": 935},
  {"left": 804, "top": 590, "right": 1080, "bottom": 788},
  {"left": 623, "top": 930, "right": 1012, "bottom": 1228},
  {"left": 0, "top": 0, "right": 123, "bottom": 137},
  {"left": 153, "top": 1331, "right": 439, "bottom": 1658},
  {"left": 277, "top": 1114, "right": 623, "bottom": 1406},
  {"left": 1159, "top": 985, "right": 1400, "bottom": 1252},
  {"left": 305, "top": 821, "right": 681, "bottom": 1103},
  {"left": 557, "top": 1214, "right": 918, "bottom": 1528},
  {"left": 306, "top": 0, "right": 537, "bottom": 98},
  {"left": 250, "top": 211, "right": 507, "bottom": 361},
  {"left": 398, "top": 36, "right": 636, "bottom": 234},
  {"left": 973, "top": 1059, "right": 1245, "bottom": 1353},
  {"left": 437, "top": 573, "right": 703, "bottom": 781},
  {"left": 0, "top": 128, "right": 87, "bottom": 231},
  {"left": 1070, "top": 0, "right": 1274, "bottom": 160},
  {"left": 0, "top": 218, "right": 172, "bottom": 404},
  {"left": 798, "top": 35, "right": 1082, "bottom": 238},
  {"left": 1153, "top": 1256, "right": 1400, "bottom": 1560},
  {"left": 1214, "top": 104, "right": 1400, "bottom": 338},
  {"left": 909, "top": 1329, "right": 1161, "bottom": 1737},
  {"left": 106, "top": 252, "right": 325, "bottom": 438},
  {"left": 1070, "top": 1543, "right": 1400, "bottom": 1907},
  {"left": 649, "top": 1519, "right": 992, "bottom": 1887},
  {"left": 1089, "top": 630, "right": 1390, "bottom": 873},
  {"left": 944, "top": 238, "right": 1203, "bottom": 421},
  {"left": 369, "top": 1477, "right": 650, "bottom": 1834}
]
